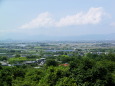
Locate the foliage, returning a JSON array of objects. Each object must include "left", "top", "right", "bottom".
[
  {"left": 15, "top": 54, "right": 21, "bottom": 58},
  {"left": 0, "top": 53, "right": 115, "bottom": 86},
  {"left": 0, "top": 56, "right": 7, "bottom": 61},
  {"left": 26, "top": 55, "right": 40, "bottom": 59},
  {"left": 8, "top": 57, "right": 27, "bottom": 64},
  {"left": 46, "top": 59, "right": 58, "bottom": 66}
]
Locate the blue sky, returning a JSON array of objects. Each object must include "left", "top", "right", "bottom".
[{"left": 0, "top": 0, "right": 115, "bottom": 40}]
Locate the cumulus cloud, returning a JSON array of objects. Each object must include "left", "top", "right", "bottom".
[
  {"left": 19, "top": 12, "right": 55, "bottom": 29},
  {"left": 19, "top": 7, "right": 104, "bottom": 29},
  {"left": 56, "top": 7, "right": 104, "bottom": 27}
]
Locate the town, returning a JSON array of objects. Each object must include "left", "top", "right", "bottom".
[{"left": 0, "top": 40, "right": 115, "bottom": 66}]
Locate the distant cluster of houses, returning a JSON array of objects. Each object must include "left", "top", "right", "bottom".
[
  {"left": 0, "top": 61, "right": 11, "bottom": 66},
  {"left": 0, "top": 58, "right": 46, "bottom": 67},
  {"left": 90, "top": 52, "right": 109, "bottom": 55}
]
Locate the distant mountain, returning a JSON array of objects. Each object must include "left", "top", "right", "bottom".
[
  {"left": 2, "top": 33, "right": 115, "bottom": 41},
  {"left": 34, "top": 33, "right": 115, "bottom": 41},
  {"left": 66, "top": 33, "right": 115, "bottom": 40}
]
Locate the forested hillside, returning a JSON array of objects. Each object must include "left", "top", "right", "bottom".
[{"left": 0, "top": 53, "right": 115, "bottom": 86}]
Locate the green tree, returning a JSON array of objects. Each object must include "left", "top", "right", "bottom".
[
  {"left": 46, "top": 59, "right": 58, "bottom": 66},
  {"left": 15, "top": 54, "right": 21, "bottom": 58},
  {"left": 56, "top": 77, "right": 77, "bottom": 86},
  {"left": 0, "top": 56, "right": 7, "bottom": 61}
]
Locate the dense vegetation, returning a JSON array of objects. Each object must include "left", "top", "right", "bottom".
[{"left": 0, "top": 53, "right": 115, "bottom": 86}]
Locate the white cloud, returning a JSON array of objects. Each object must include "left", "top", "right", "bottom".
[
  {"left": 19, "top": 12, "right": 55, "bottom": 29},
  {"left": 19, "top": 7, "right": 104, "bottom": 29},
  {"left": 56, "top": 7, "right": 104, "bottom": 27}
]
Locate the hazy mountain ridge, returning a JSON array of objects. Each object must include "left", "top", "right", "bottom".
[{"left": 1, "top": 33, "right": 115, "bottom": 41}]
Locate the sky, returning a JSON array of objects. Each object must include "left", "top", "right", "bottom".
[{"left": 0, "top": 0, "right": 115, "bottom": 40}]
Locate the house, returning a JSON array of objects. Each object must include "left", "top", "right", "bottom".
[
  {"left": 36, "top": 58, "right": 45, "bottom": 62},
  {"left": 0, "top": 61, "right": 8, "bottom": 66},
  {"left": 54, "top": 54, "right": 59, "bottom": 57},
  {"left": 34, "top": 67, "right": 40, "bottom": 69},
  {"left": 39, "top": 61, "right": 46, "bottom": 66},
  {"left": 23, "top": 61, "right": 36, "bottom": 65},
  {"left": 59, "top": 63, "right": 69, "bottom": 67},
  {"left": 36, "top": 58, "right": 46, "bottom": 66},
  {"left": 12, "top": 64, "right": 22, "bottom": 66}
]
